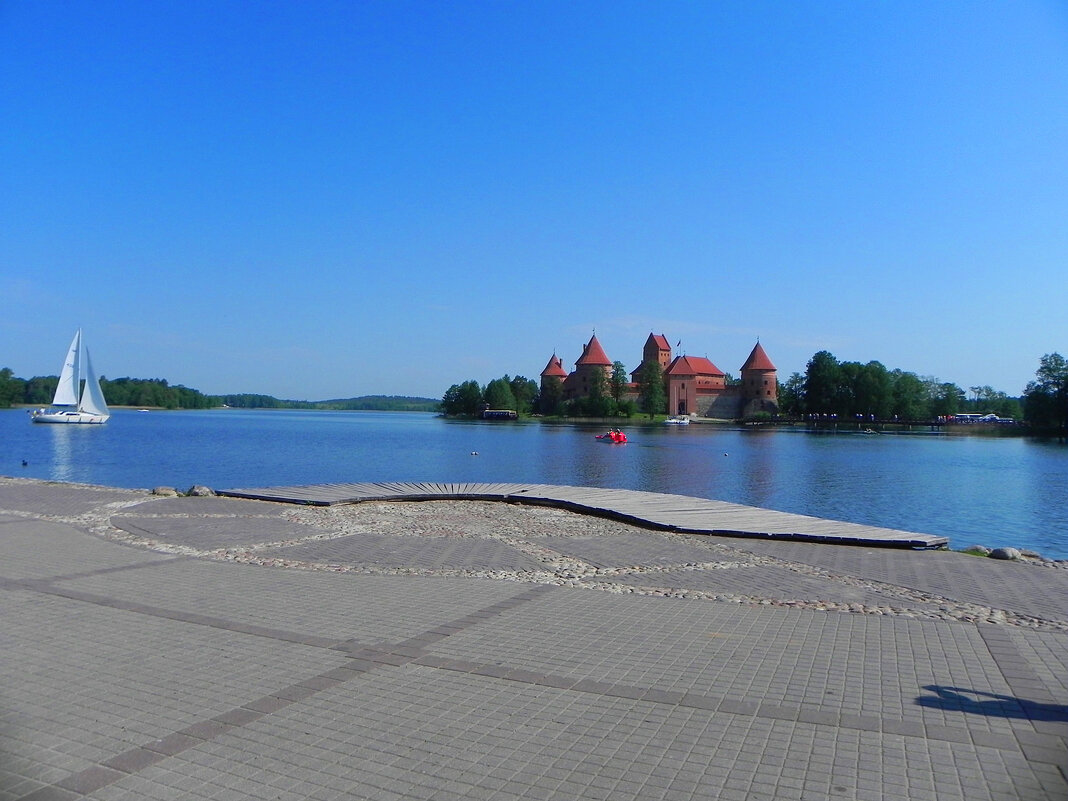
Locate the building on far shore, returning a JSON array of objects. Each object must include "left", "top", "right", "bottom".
[{"left": 541, "top": 333, "right": 778, "bottom": 419}]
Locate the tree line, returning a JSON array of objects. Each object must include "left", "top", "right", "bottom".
[
  {"left": 0, "top": 370, "right": 216, "bottom": 410},
  {"left": 219, "top": 394, "right": 440, "bottom": 412},
  {"left": 780, "top": 350, "right": 1068, "bottom": 431},
  {"left": 0, "top": 368, "right": 441, "bottom": 412},
  {"left": 441, "top": 375, "right": 540, "bottom": 416}
]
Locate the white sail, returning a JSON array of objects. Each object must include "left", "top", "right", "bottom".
[
  {"left": 31, "top": 328, "right": 110, "bottom": 424},
  {"left": 80, "top": 347, "right": 109, "bottom": 417},
  {"left": 52, "top": 329, "right": 82, "bottom": 407}
]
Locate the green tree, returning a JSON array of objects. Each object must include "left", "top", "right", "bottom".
[
  {"left": 1023, "top": 352, "right": 1068, "bottom": 431},
  {"left": 441, "top": 384, "right": 462, "bottom": 415},
  {"left": 968, "top": 385, "right": 994, "bottom": 411},
  {"left": 803, "top": 351, "right": 839, "bottom": 415},
  {"left": 636, "top": 361, "right": 665, "bottom": 419},
  {"left": 537, "top": 376, "right": 565, "bottom": 416},
  {"left": 584, "top": 368, "right": 612, "bottom": 417},
  {"left": 0, "top": 367, "right": 26, "bottom": 408},
  {"left": 855, "top": 361, "right": 892, "bottom": 419},
  {"left": 991, "top": 395, "right": 1023, "bottom": 421},
  {"left": 834, "top": 361, "right": 860, "bottom": 416},
  {"left": 779, "top": 372, "right": 805, "bottom": 417},
  {"left": 609, "top": 361, "right": 628, "bottom": 402},
  {"left": 925, "top": 379, "right": 965, "bottom": 418},
  {"left": 967, "top": 386, "right": 1021, "bottom": 419},
  {"left": 889, "top": 370, "right": 927, "bottom": 420},
  {"left": 441, "top": 380, "right": 483, "bottom": 416},
  {"left": 25, "top": 376, "right": 56, "bottom": 405},
  {"left": 509, "top": 376, "right": 538, "bottom": 414},
  {"left": 484, "top": 376, "right": 517, "bottom": 411}
]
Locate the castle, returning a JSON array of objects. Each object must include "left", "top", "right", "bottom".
[{"left": 540, "top": 333, "right": 778, "bottom": 419}]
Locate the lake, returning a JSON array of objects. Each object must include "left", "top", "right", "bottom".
[{"left": 3, "top": 408, "right": 1066, "bottom": 559}]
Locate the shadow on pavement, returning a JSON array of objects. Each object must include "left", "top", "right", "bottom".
[{"left": 917, "top": 685, "right": 1068, "bottom": 722}]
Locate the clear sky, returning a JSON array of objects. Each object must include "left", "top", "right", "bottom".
[{"left": 2, "top": 1, "right": 1066, "bottom": 401}]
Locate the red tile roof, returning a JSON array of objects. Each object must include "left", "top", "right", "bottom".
[
  {"left": 541, "top": 354, "right": 567, "bottom": 378},
  {"left": 665, "top": 355, "right": 724, "bottom": 377},
  {"left": 649, "top": 333, "right": 671, "bottom": 351},
  {"left": 575, "top": 335, "right": 611, "bottom": 366},
  {"left": 741, "top": 342, "right": 776, "bottom": 371}
]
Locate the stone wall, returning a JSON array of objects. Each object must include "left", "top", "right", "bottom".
[{"left": 698, "top": 391, "right": 744, "bottom": 419}]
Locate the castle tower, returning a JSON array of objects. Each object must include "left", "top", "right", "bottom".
[
  {"left": 630, "top": 333, "right": 672, "bottom": 383},
  {"left": 644, "top": 333, "right": 672, "bottom": 371},
  {"left": 740, "top": 341, "right": 778, "bottom": 412},
  {"left": 538, "top": 353, "right": 568, "bottom": 414},
  {"left": 566, "top": 334, "right": 613, "bottom": 399},
  {"left": 539, "top": 353, "right": 567, "bottom": 395}
]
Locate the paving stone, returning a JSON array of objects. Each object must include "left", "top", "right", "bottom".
[
  {"left": 4, "top": 480, "right": 1068, "bottom": 801},
  {"left": 0, "top": 519, "right": 172, "bottom": 580},
  {"left": 112, "top": 514, "right": 335, "bottom": 549}
]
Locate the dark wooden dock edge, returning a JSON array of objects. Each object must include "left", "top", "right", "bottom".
[{"left": 216, "top": 482, "right": 948, "bottom": 550}]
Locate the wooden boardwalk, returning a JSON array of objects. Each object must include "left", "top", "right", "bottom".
[{"left": 217, "top": 482, "right": 949, "bottom": 549}]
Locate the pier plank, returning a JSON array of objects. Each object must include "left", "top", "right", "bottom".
[{"left": 218, "top": 481, "right": 947, "bottom": 549}]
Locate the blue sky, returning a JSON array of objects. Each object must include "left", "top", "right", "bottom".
[{"left": 2, "top": 2, "right": 1066, "bottom": 401}]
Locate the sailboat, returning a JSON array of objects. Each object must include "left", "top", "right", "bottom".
[{"left": 31, "top": 329, "right": 110, "bottom": 424}]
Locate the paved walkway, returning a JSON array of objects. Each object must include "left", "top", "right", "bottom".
[
  {"left": 218, "top": 482, "right": 949, "bottom": 548},
  {"left": 1, "top": 477, "right": 1066, "bottom": 801}
]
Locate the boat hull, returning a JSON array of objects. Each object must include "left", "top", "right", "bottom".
[{"left": 31, "top": 410, "right": 109, "bottom": 424}]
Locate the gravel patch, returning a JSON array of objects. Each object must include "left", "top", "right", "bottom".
[{"left": 5, "top": 480, "right": 1063, "bottom": 632}]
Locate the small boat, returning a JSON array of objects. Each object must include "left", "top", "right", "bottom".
[
  {"left": 596, "top": 430, "right": 628, "bottom": 443},
  {"left": 31, "top": 329, "right": 110, "bottom": 424},
  {"left": 665, "top": 416, "right": 690, "bottom": 425}
]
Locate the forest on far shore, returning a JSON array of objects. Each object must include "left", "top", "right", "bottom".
[{"left": 0, "top": 368, "right": 440, "bottom": 412}]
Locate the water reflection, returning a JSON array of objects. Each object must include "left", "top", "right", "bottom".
[
  {"left": 48, "top": 424, "right": 75, "bottom": 482},
  {"left": 738, "top": 429, "right": 778, "bottom": 508}
]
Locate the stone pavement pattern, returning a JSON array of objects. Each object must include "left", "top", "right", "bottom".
[{"left": 1, "top": 477, "right": 1066, "bottom": 800}]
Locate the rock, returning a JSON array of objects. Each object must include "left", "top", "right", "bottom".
[
  {"left": 989, "top": 547, "right": 1021, "bottom": 561},
  {"left": 962, "top": 545, "right": 992, "bottom": 556},
  {"left": 152, "top": 486, "right": 179, "bottom": 496},
  {"left": 186, "top": 485, "right": 215, "bottom": 497}
]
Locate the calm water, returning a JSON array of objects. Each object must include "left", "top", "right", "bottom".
[{"left": 3, "top": 408, "right": 1066, "bottom": 558}]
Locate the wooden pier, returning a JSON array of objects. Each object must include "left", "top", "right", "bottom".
[{"left": 217, "top": 482, "right": 949, "bottom": 549}]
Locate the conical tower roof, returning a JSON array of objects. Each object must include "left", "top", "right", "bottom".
[
  {"left": 541, "top": 353, "right": 567, "bottom": 378},
  {"left": 575, "top": 334, "right": 611, "bottom": 367},
  {"left": 741, "top": 341, "right": 776, "bottom": 371}
]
